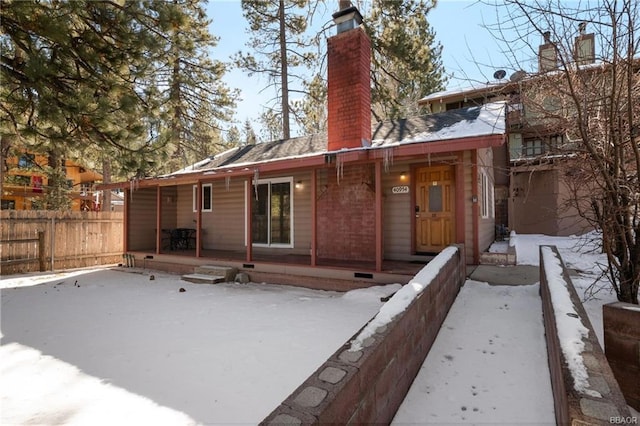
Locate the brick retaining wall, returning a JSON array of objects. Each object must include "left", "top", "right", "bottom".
[
  {"left": 539, "top": 245, "right": 631, "bottom": 425},
  {"left": 604, "top": 302, "right": 640, "bottom": 412},
  {"left": 262, "top": 245, "right": 466, "bottom": 424}
]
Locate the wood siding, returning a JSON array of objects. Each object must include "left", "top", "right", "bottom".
[
  {"left": 171, "top": 171, "right": 312, "bottom": 255},
  {"left": 463, "top": 150, "right": 475, "bottom": 264},
  {"left": 382, "top": 161, "right": 412, "bottom": 260},
  {"left": 477, "top": 147, "right": 496, "bottom": 254},
  {"left": 127, "top": 187, "right": 157, "bottom": 251}
]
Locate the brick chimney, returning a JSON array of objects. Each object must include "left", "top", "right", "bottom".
[{"left": 327, "top": 1, "right": 371, "bottom": 151}]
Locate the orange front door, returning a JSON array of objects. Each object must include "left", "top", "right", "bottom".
[{"left": 415, "top": 165, "right": 455, "bottom": 253}]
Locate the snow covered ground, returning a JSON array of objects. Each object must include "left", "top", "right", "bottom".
[
  {"left": 393, "top": 232, "right": 633, "bottom": 424},
  {"left": 1, "top": 232, "right": 635, "bottom": 425},
  {"left": 511, "top": 232, "right": 621, "bottom": 345},
  {"left": 392, "top": 282, "right": 555, "bottom": 424},
  {"left": 0, "top": 269, "right": 398, "bottom": 425}
]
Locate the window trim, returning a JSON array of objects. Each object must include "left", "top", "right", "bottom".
[
  {"left": 193, "top": 183, "right": 213, "bottom": 212},
  {"left": 480, "top": 170, "right": 494, "bottom": 219},
  {"left": 248, "top": 176, "right": 294, "bottom": 249}
]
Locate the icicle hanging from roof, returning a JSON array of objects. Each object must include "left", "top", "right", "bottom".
[
  {"left": 128, "top": 178, "right": 139, "bottom": 201},
  {"left": 225, "top": 175, "right": 231, "bottom": 192},
  {"left": 336, "top": 153, "right": 344, "bottom": 185},
  {"left": 383, "top": 147, "right": 394, "bottom": 173},
  {"left": 253, "top": 169, "right": 260, "bottom": 199}
]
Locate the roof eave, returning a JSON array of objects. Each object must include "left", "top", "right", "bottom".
[
  {"left": 97, "top": 152, "right": 330, "bottom": 190},
  {"left": 370, "top": 134, "right": 505, "bottom": 159},
  {"left": 97, "top": 134, "right": 505, "bottom": 191}
]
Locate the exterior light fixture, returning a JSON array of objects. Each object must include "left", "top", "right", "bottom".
[{"left": 295, "top": 181, "right": 303, "bottom": 189}]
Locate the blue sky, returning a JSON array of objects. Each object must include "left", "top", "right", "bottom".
[{"left": 205, "top": 0, "right": 535, "bottom": 136}]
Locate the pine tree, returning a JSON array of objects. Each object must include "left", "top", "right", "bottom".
[
  {"left": 2, "top": 0, "right": 238, "bottom": 207},
  {"left": 364, "top": 0, "right": 448, "bottom": 121},
  {"left": 292, "top": 73, "right": 327, "bottom": 134},
  {"left": 187, "top": 98, "right": 230, "bottom": 162},
  {"left": 258, "top": 109, "right": 283, "bottom": 142},
  {"left": 243, "top": 119, "right": 258, "bottom": 145},
  {"left": 226, "top": 126, "right": 242, "bottom": 146},
  {"left": 157, "top": 0, "right": 238, "bottom": 172},
  {"left": 233, "top": 0, "right": 317, "bottom": 140},
  {"left": 1, "top": 1, "right": 164, "bottom": 177}
]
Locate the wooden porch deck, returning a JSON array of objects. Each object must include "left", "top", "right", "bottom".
[
  {"left": 130, "top": 248, "right": 434, "bottom": 289},
  {"left": 162, "top": 248, "right": 430, "bottom": 275}
]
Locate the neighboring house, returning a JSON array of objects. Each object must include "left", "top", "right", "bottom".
[
  {"left": 418, "top": 31, "right": 603, "bottom": 237},
  {"left": 109, "top": 190, "right": 124, "bottom": 212},
  {"left": 1, "top": 151, "right": 102, "bottom": 211},
  {"left": 103, "top": 4, "right": 507, "bottom": 270}
]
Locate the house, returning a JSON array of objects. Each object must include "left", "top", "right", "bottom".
[
  {"left": 418, "top": 30, "right": 606, "bottom": 237},
  {"left": 1, "top": 151, "right": 103, "bottom": 211},
  {"left": 101, "top": 3, "right": 506, "bottom": 285}
]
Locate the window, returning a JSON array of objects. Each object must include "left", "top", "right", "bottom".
[
  {"left": 522, "top": 135, "right": 564, "bottom": 158},
  {"left": 1, "top": 199, "right": 16, "bottom": 210},
  {"left": 480, "top": 170, "right": 494, "bottom": 219},
  {"left": 192, "top": 183, "right": 212, "bottom": 212},
  {"left": 80, "top": 182, "right": 93, "bottom": 194},
  {"left": 522, "top": 139, "right": 543, "bottom": 157},
  {"left": 7, "top": 175, "right": 31, "bottom": 186},
  {"left": 251, "top": 178, "right": 293, "bottom": 247},
  {"left": 18, "top": 154, "right": 35, "bottom": 169}
]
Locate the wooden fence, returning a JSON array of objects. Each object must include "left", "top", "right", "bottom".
[{"left": 0, "top": 210, "right": 123, "bottom": 276}]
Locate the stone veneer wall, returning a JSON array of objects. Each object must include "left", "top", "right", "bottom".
[
  {"left": 604, "top": 302, "right": 640, "bottom": 412},
  {"left": 262, "top": 245, "right": 466, "bottom": 424},
  {"left": 539, "top": 245, "right": 631, "bottom": 425}
]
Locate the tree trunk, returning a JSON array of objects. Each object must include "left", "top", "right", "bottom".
[
  {"left": 278, "top": 0, "right": 290, "bottom": 139},
  {"left": 102, "top": 158, "right": 111, "bottom": 211}
]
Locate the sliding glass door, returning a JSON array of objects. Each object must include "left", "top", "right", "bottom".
[{"left": 251, "top": 178, "right": 292, "bottom": 247}]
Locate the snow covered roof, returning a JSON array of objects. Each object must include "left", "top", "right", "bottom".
[
  {"left": 170, "top": 134, "right": 327, "bottom": 175},
  {"left": 371, "top": 102, "right": 506, "bottom": 147},
  {"left": 419, "top": 82, "right": 507, "bottom": 103},
  {"left": 171, "top": 102, "right": 506, "bottom": 176}
]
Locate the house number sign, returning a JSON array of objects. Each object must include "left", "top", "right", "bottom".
[{"left": 391, "top": 185, "right": 410, "bottom": 194}]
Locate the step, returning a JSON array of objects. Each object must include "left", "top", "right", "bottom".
[
  {"left": 181, "top": 273, "right": 226, "bottom": 284},
  {"left": 479, "top": 252, "right": 516, "bottom": 266},
  {"left": 194, "top": 265, "right": 238, "bottom": 282}
]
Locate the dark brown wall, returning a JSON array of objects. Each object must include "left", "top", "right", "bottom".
[
  {"left": 127, "top": 188, "right": 157, "bottom": 251},
  {"left": 604, "top": 302, "right": 640, "bottom": 412}
]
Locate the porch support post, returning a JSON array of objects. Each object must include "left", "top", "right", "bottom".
[
  {"left": 455, "top": 152, "right": 466, "bottom": 245},
  {"left": 375, "top": 160, "right": 383, "bottom": 272},
  {"left": 156, "top": 186, "right": 161, "bottom": 254},
  {"left": 196, "top": 180, "right": 202, "bottom": 258},
  {"left": 472, "top": 150, "right": 480, "bottom": 264},
  {"left": 246, "top": 177, "right": 253, "bottom": 262},
  {"left": 311, "top": 168, "right": 317, "bottom": 267},
  {"left": 123, "top": 188, "right": 129, "bottom": 253}
]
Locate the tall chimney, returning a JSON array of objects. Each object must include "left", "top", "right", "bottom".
[
  {"left": 538, "top": 31, "right": 557, "bottom": 72},
  {"left": 327, "top": 2, "right": 371, "bottom": 151}
]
